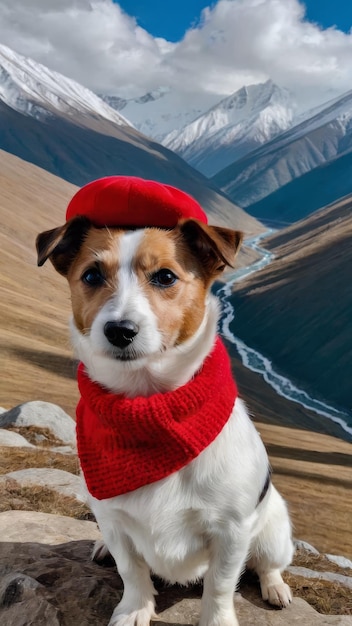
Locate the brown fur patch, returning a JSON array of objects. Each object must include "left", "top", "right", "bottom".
[
  {"left": 134, "top": 229, "right": 208, "bottom": 345},
  {"left": 66, "top": 227, "right": 123, "bottom": 333}
]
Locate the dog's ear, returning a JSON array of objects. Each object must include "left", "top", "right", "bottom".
[
  {"left": 36, "top": 216, "right": 91, "bottom": 276},
  {"left": 179, "top": 219, "right": 243, "bottom": 277}
]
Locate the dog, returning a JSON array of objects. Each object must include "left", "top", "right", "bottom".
[{"left": 36, "top": 176, "right": 294, "bottom": 626}]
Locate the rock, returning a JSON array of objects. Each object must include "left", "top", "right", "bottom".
[
  {"left": 0, "top": 511, "right": 351, "bottom": 626},
  {"left": 0, "top": 429, "right": 35, "bottom": 448},
  {"left": 326, "top": 554, "right": 352, "bottom": 570},
  {"left": 0, "top": 510, "right": 99, "bottom": 543},
  {"left": 0, "top": 401, "right": 76, "bottom": 446},
  {"left": 294, "top": 539, "right": 320, "bottom": 555},
  {"left": 49, "top": 445, "right": 76, "bottom": 455},
  {"left": 1, "top": 469, "right": 84, "bottom": 501},
  {"left": 0, "top": 573, "right": 61, "bottom": 626},
  {"left": 0, "top": 512, "right": 117, "bottom": 626},
  {"left": 157, "top": 595, "right": 352, "bottom": 625},
  {"left": 288, "top": 565, "right": 352, "bottom": 589}
]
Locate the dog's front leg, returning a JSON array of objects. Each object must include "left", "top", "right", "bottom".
[
  {"left": 199, "top": 520, "right": 251, "bottom": 626},
  {"left": 98, "top": 524, "right": 157, "bottom": 626}
]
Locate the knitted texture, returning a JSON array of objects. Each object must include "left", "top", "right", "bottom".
[
  {"left": 66, "top": 176, "right": 208, "bottom": 228},
  {"left": 76, "top": 338, "right": 237, "bottom": 500}
]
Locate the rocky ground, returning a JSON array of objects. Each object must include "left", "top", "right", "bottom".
[{"left": 0, "top": 402, "right": 351, "bottom": 626}]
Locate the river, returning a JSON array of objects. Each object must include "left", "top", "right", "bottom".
[{"left": 215, "top": 231, "right": 352, "bottom": 440}]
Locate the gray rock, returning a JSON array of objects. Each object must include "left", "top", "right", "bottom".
[
  {"left": 0, "top": 510, "right": 99, "bottom": 544},
  {"left": 0, "top": 573, "right": 60, "bottom": 626},
  {"left": 0, "top": 401, "right": 76, "bottom": 446},
  {"left": 2, "top": 469, "right": 84, "bottom": 501},
  {"left": 0, "top": 512, "right": 117, "bottom": 626},
  {"left": 288, "top": 565, "right": 352, "bottom": 589},
  {"left": 0, "top": 429, "right": 35, "bottom": 448},
  {"left": 294, "top": 539, "right": 320, "bottom": 555},
  {"left": 0, "top": 511, "right": 351, "bottom": 626},
  {"left": 326, "top": 554, "right": 352, "bottom": 570},
  {"left": 157, "top": 595, "right": 352, "bottom": 625},
  {"left": 49, "top": 445, "right": 77, "bottom": 455}
]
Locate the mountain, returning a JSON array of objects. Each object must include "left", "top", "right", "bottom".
[
  {"left": 213, "top": 89, "right": 352, "bottom": 223},
  {"left": 101, "top": 87, "right": 220, "bottom": 142},
  {"left": 243, "top": 150, "right": 352, "bottom": 226},
  {"left": 230, "top": 195, "right": 352, "bottom": 416},
  {"left": 0, "top": 44, "right": 262, "bottom": 237},
  {"left": 162, "top": 81, "right": 295, "bottom": 177},
  {"left": 0, "top": 44, "right": 132, "bottom": 132}
]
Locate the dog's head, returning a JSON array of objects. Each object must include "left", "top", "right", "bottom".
[
  {"left": 36, "top": 215, "right": 242, "bottom": 364},
  {"left": 36, "top": 177, "right": 242, "bottom": 392}
]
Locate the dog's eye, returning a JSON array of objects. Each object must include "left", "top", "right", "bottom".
[
  {"left": 81, "top": 267, "right": 105, "bottom": 287},
  {"left": 150, "top": 269, "right": 178, "bottom": 288}
]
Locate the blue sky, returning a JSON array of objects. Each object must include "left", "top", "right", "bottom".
[
  {"left": 115, "top": 0, "right": 211, "bottom": 41},
  {"left": 116, "top": 0, "right": 352, "bottom": 41}
]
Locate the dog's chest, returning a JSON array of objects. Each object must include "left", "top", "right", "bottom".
[
  {"left": 121, "top": 502, "right": 210, "bottom": 582},
  {"left": 91, "top": 465, "right": 232, "bottom": 584}
]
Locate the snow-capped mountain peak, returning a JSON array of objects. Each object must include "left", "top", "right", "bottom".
[
  {"left": 102, "top": 87, "right": 221, "bottom": 142},
  {"left": 162, "top": 80, "right": 295, "bottom": 177},
  {"left": 0, "top": 43, "right": 132, "bottom": 128}
]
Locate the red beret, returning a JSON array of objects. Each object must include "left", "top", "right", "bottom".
[{"left": 66, "top": 176, "right": 208, "bottom": 227}]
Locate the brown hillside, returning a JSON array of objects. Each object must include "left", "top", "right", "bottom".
[
  {"left": 231, "top": 195, "right": 352, "bottom": 414},
  {"left": 0, "top": 150, "right": 79, "bottom": 414},
  {"left": 0, "top": 150, "right": 351, "bottom": 559}
]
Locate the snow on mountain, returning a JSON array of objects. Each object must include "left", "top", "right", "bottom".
[
  {"left": 101, "top": 87, "right": 220, "bottom": 142},
  {"left": 0, "top": 43, "right": 264, "bottom": 237},
  {"left": 0, "top": 44, "right": 132, "bottom": 129},
  {"left": 162, "top": 81, "right": 295, "bottom": 177},
  {"left": 212, "top": 88, "right": 352, "bottom": 219}
]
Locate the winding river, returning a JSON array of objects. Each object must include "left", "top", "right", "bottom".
[{"left": 216, "top": 232, "right": 352, "bottom": 440}]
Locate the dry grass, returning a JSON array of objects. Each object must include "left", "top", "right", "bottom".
[
  {"left": 7, "top": 425, "right": 70, "bottom": 448},
  {"left": 284, "top": 572, "right": 352, "bottom": 615},
  {"left": 0, "top": 445, "right": 80, "bottom": 475},
  {"left": 0, "top": 478, "right": 92, "bottom": 520},
  {"left": 286, "top": 548, "right": 352, "bottom": 615},
  {"left": 293, "top": 547, "right": 352, "bottom": 576}
]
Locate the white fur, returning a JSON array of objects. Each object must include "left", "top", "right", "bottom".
[{"left": 71, "top": 229, "right": 294, "bottom": 626}]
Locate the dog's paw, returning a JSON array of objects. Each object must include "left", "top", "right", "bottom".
[
  {"left": 261, "top": 582, "right": 292, "bottom": 608},
  {"left": 108, "top": 602, "right": 155, "bottom": 626}
]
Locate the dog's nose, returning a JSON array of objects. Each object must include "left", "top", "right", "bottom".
[{"left": 104, "top": 320, "right": 139, "bottom": 349}]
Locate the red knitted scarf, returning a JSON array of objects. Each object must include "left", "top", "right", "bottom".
[{"left": 76, "top": 338, "right": 238, "bottom": 500}]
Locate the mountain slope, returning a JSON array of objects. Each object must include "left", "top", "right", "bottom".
[
  {"left": 245, "top": 150, "right": 352, "bottom": 226},
  {"left": 213, "top": 89, "right": 352, "bottom": 219},
  {"left": 101, "top": 88, "right": 220, "bottom": 141},
  {"left": 0, "top": 43, "right": 132, "bottom": 132},
  {"left": 0, "top": 44, "right": 263, "bottom": 237},
  {"left": 0, "top": 150, "right": 79, "bottom": 415},
  {"left": 163, "top": 81, "right": 295, "bottom": 177},
  {"left": 230, "top": 196, "right": 352, "bottom": 414},
  {"left": 0, "top": 99, "right": 262, "bottom": 240}
]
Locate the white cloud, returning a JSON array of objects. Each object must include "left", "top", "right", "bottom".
[{"left": 1, "top": 0, "right": 352, "bottom": 109}]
